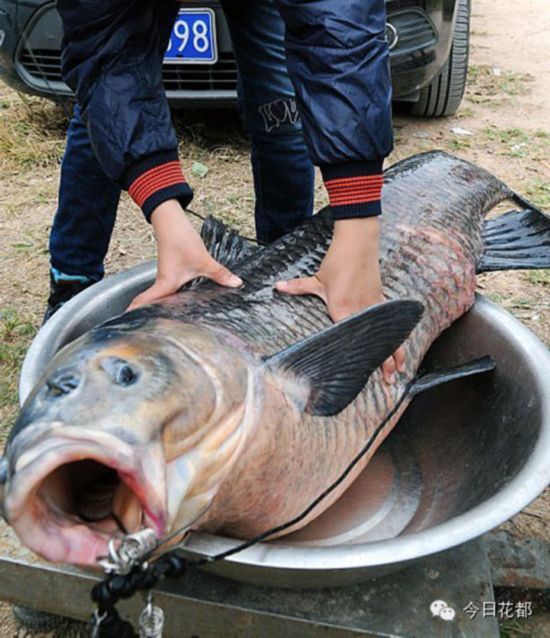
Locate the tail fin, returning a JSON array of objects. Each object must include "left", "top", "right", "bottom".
[{"left": 478, "top": 197, "right": 550, "bottom": 273}]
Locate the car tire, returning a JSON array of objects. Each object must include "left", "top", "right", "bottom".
[{"left": 408, "top": 0, "right": 470, "bottom": 118}]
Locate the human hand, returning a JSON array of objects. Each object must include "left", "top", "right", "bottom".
[
  {"left": 275, "top": 217, "right": 405, "bottom": 384},
  {"left": 128, "top": 200, "right": 242, "bottom": 310}
]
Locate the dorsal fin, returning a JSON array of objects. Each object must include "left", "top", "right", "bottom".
[
  {"left": 200, "top": 215, "right": 260, "bottom": 270},
  {"left": 264, "top": 300, "right": 424, "bottom": 416}
]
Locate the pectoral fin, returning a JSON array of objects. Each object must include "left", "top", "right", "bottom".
[
  {"left": 410, "top": 356, "right": 496, "bottom": 397},
  {"left": 264, "top": 300, "right": 424, "bottom": 417}
]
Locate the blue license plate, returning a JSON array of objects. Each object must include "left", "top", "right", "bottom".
[{"left": 165, "top": 9, "right": 217, "bottom": 64}]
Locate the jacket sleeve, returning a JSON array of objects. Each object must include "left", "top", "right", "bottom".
[
  {"left": 274, "top": 0, "right": 393, "bottom": 219},
  {"left": 57, "top": 0, "right": 193, "bottom": 221}
]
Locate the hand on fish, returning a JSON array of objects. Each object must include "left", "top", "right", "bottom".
[
  {"left": 130, "top": 207, "right": 402, "bottom": 382},
  {"left": 128, "top": 200, "right": 243, "bottom": 310},
  {"left": 276, "top": 217, "right": 406, "bottom": 384}
]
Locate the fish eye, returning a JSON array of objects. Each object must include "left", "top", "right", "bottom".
[{"left": 100, "top": 357, "right": 139, "bottom": 387}]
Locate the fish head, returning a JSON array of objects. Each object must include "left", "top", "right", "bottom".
[{"left": 1, "top": 318, "right": 259, "bottom": 565}]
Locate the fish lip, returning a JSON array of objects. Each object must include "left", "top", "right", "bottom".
[
  {"left": 3, "top": 425, "right": 167, "bottom": 565},
  {"left": 6, "top": 420, "right": 67, "bottom": 466}
]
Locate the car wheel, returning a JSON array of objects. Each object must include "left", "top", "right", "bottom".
[{"left": 409, "top": 0, "right": 471, "bottom": 118}]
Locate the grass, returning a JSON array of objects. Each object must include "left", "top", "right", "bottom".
[
  {"left": 0, "top": 92, "right": 68, "bottom": 174},
  {"left": 448, "top": 137, "right": 472, "bottom": 151},
  {"left": 527, "top": 270, "right": 550, "bottom": 286},
  {"left": 0, "top": 309, "right": 37, "bottom": 438},
  {"left": 467, "top": 65, "right": 534, "bottom": 100},
  {"left": 524, "top": 177, "right": 550, "bottom": 210},
  {"left": 481, "top": 126, "right": 549, "bottom": 160},
  {"left": 456, "top": 105, "right": 475, "bottom": 118},
  {"left": 8, "top": 224, "right": 50, "bottom": 256},
  {"left": 483, "top": 291, "right": 537, "bottom": 310}
]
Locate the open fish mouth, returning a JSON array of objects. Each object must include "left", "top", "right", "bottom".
[{"left": 3, "top": 425, "right": 167, "bottom": 566}]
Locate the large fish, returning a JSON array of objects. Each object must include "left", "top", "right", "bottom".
[{"left": 1, "top": 152, "right": 549, "bottom": 566}]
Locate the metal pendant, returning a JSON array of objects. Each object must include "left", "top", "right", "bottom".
[
  {"left": 139, "top": 593, "right": 164, "bottom": 638},
  {"left": 98, "top": 528, "right": 158, "bottom": 575}
]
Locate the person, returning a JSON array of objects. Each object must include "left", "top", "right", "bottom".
[
  {"left": 47, "top": 0, "right": 315, "bottom": 317},
  {"left": 53, "top": 0, "right": 402, "bottom": 381}
]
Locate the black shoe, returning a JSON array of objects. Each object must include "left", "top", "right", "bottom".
[{"left": 43, "top": 271, "right": 100, "bottom": 325}]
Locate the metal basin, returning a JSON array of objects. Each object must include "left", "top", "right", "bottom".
[{"left": 20, "top": 262, "right": 550, "bottom": 588}]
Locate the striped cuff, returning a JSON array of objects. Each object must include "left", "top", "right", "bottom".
[
  {"left": 321, "top": 159, "right": 384, "bottom": 219},
  {"left": 122, "top": 151, "right": 194, "bottom": 221}
]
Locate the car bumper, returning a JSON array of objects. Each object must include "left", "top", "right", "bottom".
[{"left": 0, "top": 0, "right": 458, "bottom": 106}]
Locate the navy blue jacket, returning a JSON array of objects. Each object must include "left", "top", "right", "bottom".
[{"left": 57, "top": 0, "right": 393, "bottom": 220}]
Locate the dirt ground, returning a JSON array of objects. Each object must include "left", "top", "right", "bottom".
[{"left": 0, "top": 0, "right": 548, "bottom": 635}]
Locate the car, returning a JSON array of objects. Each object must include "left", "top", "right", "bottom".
[{"left": 0, "top": 0, "right": 470, "bottom": 117}]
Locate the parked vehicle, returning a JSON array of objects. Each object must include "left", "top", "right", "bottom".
[{"left": 0, "top": 0, "right": 470, "bottom": 117}]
